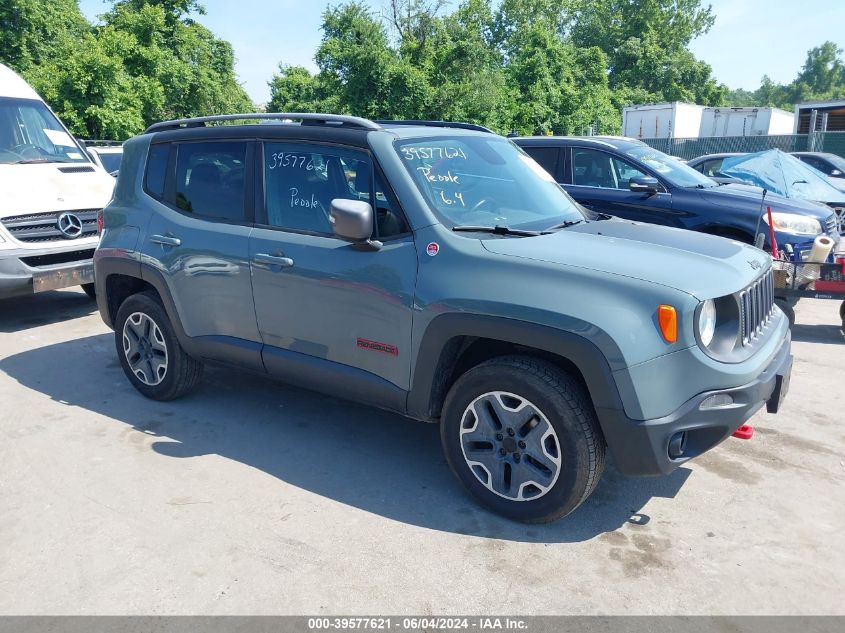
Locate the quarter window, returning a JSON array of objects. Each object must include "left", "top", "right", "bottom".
[
  {"left": 173, "top": 142, "right": 247, "bottom": 222},
  {"left": 144, "top": 144, "right": 170, "bottom": 199},
  {"left": 572, "top": 149, "right": 647, "bottom": 190}
]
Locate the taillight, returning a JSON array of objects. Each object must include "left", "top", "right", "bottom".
[{"left": 97, "top": 209, "right": 104, "bottom": 235}]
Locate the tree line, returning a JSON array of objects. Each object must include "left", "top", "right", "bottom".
[{"left": 1, "top": 0, "right": 843, "bottom": 140}]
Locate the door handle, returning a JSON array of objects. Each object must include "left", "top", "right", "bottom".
[
  {"left": 254, "top": 253, "right": 294, "bottom": 268},
  {"left": 150, "top": 234, "right": 181, "bottom": 247}
]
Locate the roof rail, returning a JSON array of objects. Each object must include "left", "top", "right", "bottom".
[
  {"left": 375, "top": 120, "right": 495, "bottom": 134},
  {"left": 145, "top": 113, "right": 382, "bottom": 134},
  {"left": 81, "top": 139, "right": 123, "bottom": 147}
]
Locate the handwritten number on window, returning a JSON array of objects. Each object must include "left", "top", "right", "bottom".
[{"left": 268, "top": 153, "right": 315, "bottom": 171}]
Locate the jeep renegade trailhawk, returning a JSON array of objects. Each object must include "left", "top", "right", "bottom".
[{"left": 95, "top": 114, "right": 792, "bottom": 523}]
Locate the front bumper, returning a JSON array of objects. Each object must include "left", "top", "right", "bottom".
[
  {"left": 600, "top": 329, "right": 792, "bottom": 476},
  {"left": 0, "top": 244, "right": 95, "bottom": 299}
]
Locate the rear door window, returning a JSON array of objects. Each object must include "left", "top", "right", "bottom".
[
  {"left": 172, "top": 142, "right": 248, "bottom": 223},
  {"left": 522, "top": 147, "right": 561, "bottom": 181}
]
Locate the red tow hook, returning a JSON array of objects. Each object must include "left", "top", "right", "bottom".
[{"left": 732, "top": 424, "right": 754, "bottom": 440}]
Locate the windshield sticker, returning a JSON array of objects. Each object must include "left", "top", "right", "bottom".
[
  {"left": 518, "top": 153, "right": 556, "bottom": 183},
  {"left": 43, "top": 129, "right": 76, "bottom": 147},
  {"left": 66, "top": 152, "right": 83, "bottom": 160},
  {"left": 402, "top": 146, "right": 467, "bottom": 161}
]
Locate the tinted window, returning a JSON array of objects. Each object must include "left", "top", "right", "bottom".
[
  {"left": 800, "top": 156, "right": 829, "bottom": 174},
  {"left": 263, "top": 142, "right": 371, "bottom": 235},
  {"left": 99, "top": 152, "right": 122, "bottom": 173},
  {"left": 145, "top": 144, "right": 170, "bottom": 199},
  {"left": 523, "top": 147, "right": 560, "bottom": 180},
  {"left": 572, "top": 149, "right": 647, "bottom": 189},
  {"left": 174, "top": 142, "right": 247, "bottom": 222}
]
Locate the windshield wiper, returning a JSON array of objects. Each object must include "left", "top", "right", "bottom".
[
  {"left": 452, "top": 225, "right": 543, "bottom": 237},
  {"left": 545, "top": 218, "right": 586, "bottom": 230},
  {"left": 10, "top": 158, "right": 56, "bottom": 165}
]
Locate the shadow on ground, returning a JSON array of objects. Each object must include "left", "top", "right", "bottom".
[
  {"left": 790, "top": 322, "right": 844, "bottom": 345},
  {"left": 0, "top": 289, "right": 97, "bottom": 333},
  {"left": 0, "top": 333, "right": 692, "bottom": 543}
]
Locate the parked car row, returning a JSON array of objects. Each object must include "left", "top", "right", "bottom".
[{"left": 515, "top": 136, "right": 841, "bottom": 251}]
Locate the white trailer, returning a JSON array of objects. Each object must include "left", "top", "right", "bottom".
[
  {"left": 699, "top": 107, "right": 795, "bottom": 137},
  {"left": 622, "top": 102, "right": 705, "bottom": 139}
]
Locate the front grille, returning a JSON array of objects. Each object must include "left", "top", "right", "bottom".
[
  {"left": 830, "top": 208, "right": 844, "bottom": 234},
  {"left": 20, "top": 249, "right": 95, "bottom": 268},
  {"left": 1, "top": 209, "right": 99, "bottom": 243},
  {"left": 824, "top": 212, "right": 840, "bottom": 236},
  {"left": 739, "top": 268, "right": 775, "bottom": 346}
]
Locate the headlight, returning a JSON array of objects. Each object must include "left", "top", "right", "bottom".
[
  {"left": 762, "top": 212, "right": 822, "bottom": 236},
  {"left": 698, "top": 299, "right": 717, "bottom": 347}
]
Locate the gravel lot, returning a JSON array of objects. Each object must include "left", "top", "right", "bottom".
[{"left": 1, "top": 288, "right": 843, "bottom": 615}]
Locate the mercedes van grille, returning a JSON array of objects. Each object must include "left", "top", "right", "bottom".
[
  {"left": 739, "top": 269, "right": 775, "bottom": 346},
  {"left": 1, "top": 209, "right": 99, "bottom": 243}
]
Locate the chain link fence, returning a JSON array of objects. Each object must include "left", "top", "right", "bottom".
[{"left": 638, "top": 131, "right": 845, "bottom": 161}]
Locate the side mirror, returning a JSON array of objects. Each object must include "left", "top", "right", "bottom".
[
  {"left": 629, "top": 176, "right": 660, "bottom": 194},
  {"left": 330, "top": 198, "right": 381, "bottom": 249}
]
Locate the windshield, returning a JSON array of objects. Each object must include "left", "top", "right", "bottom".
[
  {"left": 396, "top": 135, "right": 585, "bottom": 231},
  {"left": 0, "top": 97, "right": 89, "bottom": 165},
  {"left": 97, "top": 151, "right": 123, "bottom": 173},
  {"left": 823, "top": 153, "right": 845, "bottom": 172},
  {"left": 624, "top": 145, "right": 716, "bottom": 188}
]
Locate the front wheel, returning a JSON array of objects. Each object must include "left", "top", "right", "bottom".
[
  {"left": 440, "top": 356, "right": 606, "bottom": 523},
  {"left": 114, "top": 291, "right": 203, "bottom": 400}
]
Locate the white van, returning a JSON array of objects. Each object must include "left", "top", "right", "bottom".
[{"left": 0, "top": 63, "right": 115, "bottom": 300}]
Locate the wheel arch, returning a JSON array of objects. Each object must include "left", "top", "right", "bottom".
[{"left": 406, "top": 314, "right": 626, "bottom": 423}]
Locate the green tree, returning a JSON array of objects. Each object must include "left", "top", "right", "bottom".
[
  {"left": 569, "top": 0, "right": 726, "bottom": 105},
  {"left": 0, "top": 0, "right": 89, "bottom": 72}
]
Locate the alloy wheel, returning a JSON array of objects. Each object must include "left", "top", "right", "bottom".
[
  {"left": 122, "top": 312, "right": 168, "bottom": 386},
  {"left": 459, "top": 391, "right": 561, "bottom": 501}
]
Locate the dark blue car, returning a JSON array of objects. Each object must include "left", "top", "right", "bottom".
[{"left": 515, "top": 136, "right": 840, "bottom": 250}]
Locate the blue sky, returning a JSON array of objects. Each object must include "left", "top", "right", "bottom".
[{"left": 79, "top": 0, "right": 845, "bottom": 105}]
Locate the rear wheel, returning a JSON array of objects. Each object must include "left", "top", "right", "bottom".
[
  {"left": 440, "top": 356, "right": 605, "bottom": 523},
  {"left": 81, "top": 283, "right": 96, "bottom": 300},
  {"left": 114, "top": 291, "right": 203, "bottom": 400}
]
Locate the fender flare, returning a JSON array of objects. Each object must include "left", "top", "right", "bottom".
[{"left": 406, "top": 313, "right": 627, "bottom": 422}]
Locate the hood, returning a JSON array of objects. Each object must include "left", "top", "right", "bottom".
[
  {"left": 481, "top": 219, "right": 768, "bottom": 300},
  {"left": 0, "top": 163, "right": 114, "bottom": 218},
  {"left": 698, "top": 183, "right": 835, "bottom": 219}
]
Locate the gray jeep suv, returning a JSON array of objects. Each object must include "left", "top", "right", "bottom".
[{"left": 95, "top": 114, "right": 792, "bottom": 523}]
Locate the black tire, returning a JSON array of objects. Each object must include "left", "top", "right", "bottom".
[
  {"left": 114, "top": 291, "right": 203, "bottom": 400},
  {"left": 840, "top": 300, "right": 845, "bottom": 331},
  {"left": 81, "top": 283, "right": 96, "bottom": 300},
  {"left": 440, "top": 355, "right": 606, "bottom": 523},
  {"left": 775, "top": 298, "right": 796, "bottom": 327}
]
